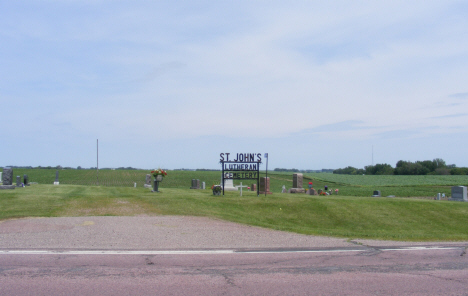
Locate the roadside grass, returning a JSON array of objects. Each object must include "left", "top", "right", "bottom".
[{"left": 1, "top": 184, "right": 468, "bottom": 241}]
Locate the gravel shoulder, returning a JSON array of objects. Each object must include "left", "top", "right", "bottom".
[{"left": 0, "top": 216, "right": 466, "bottom": 250}]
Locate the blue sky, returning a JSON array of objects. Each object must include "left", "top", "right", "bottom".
[{"left": 1, "top": 1, "right": 467, "bottom": 170}]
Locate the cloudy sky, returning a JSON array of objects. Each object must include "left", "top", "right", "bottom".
[{"left": 1, "top": 1, "right": 467, "bottom": 170}]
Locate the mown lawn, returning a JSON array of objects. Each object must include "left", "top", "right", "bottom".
[{"left": 1, "top": 184, "right": 467, "bottom": 241}]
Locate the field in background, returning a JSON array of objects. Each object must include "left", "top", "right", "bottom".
[{"left": 3, "top": 168, "right": 468, "bottom": 198}]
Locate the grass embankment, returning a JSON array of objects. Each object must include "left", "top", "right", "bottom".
[{"left": 1, "top": 184, "right": 468, "bottom": 241}]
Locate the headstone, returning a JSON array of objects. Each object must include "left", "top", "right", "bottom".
[
  {"left": 16, "top": 176, "right": 21, "bottom": 187},
  {"left": 259, "top": 177, "right": 272, "bottom": 194},
  {"left": 0, "top": 172, "right": 2, "bottom": 182},
  {"left": 24, "top": 174, "right": 29, "bottom": 186},
  {"left": 144, "top": 174, "right": 152, "bottom": 188},
  {"left": 2, "top": 168, "right": 13, "bottom": 185},
  {"left": 223, "top": 179, "right": 237, "bottom": 191},
  {"left": 372, "top": 190, "right": 381, "bottom": 197},
  {"left": 0, "top": 167, "right": 15, "bottom": 189},
  {"left": 282, "top": 185, "right": 287, "bottom": 193},
  {"left": 288, "top": 188, "right": 306, "bottom": 193},
  {"left": 54, "top": 170, "right": 59, "bottom": 185},
  {"left": 449, "top": 186, "right": 467, "bottom": 202},
  {"left": 251, "top": 184, "right": 257, "bottom": 191},
  {"left": 318, "top": 189, "right": 323, "bottom": 195},
  {"left": 190, "top": 179, "right": 200, "bottom": 189},
  {"left": 307, "top": 188, "right": 318, "bottom": 195},
  {"left": 202, "top": 182, "right": 206, "bottom": 190},
  {"left": 293, "top": 173, "right": 303, "bottom": 188},
  {"left": 437, "top": 193, "right": 441, "bottom": 200}
]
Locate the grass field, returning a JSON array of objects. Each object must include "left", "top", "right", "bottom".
[
  {"left": 3, "top": 168, "right": 468, "bottom": 198},
  {"left": 2, "top": 168, "right": 468, "bottom": 241},
  {"left": 1, "top": 184, "right": 468, "bottom": 241}
]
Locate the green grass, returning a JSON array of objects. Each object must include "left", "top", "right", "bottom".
[{"left": 1, "top": 184, "right": 468, "bottom": 241}]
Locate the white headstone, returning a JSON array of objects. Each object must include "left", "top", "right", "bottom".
[
  {"left": 202, "top": 182, "right": 205, "bottom": 190},
  {"left": 223, "top": 179, "right": 237, "bottom": 191}
]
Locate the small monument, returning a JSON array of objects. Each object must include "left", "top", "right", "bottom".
[
  {"left": 190, "top": 179, "right": 200, "bottom": 189},
  {"left": 24, "top": 174, "right": 29, "bottom": 186},
  {"left": 202, "top": 182, "right": 206, "bottom": 190},
  {"left": 0, "top": 167, "right": 15, "bottom": 190},
  {"left": 259, "top": 177, "right": 272, "bottom": 194},
  {"left": 222, "top": 179, "right": 237, "bottom": 191},
  {"left": 54, "top": 170, "right": 60, "bottom": 185},
  {"left": 250, "top": 183, "right": 257, "bottom": 191},
  {"left": 282, "top": 185, "right": 287, "bottom": 193},
  {"left": 289, "top": 173, "right": 305, "bottom": 193},
  {"left": 307, "top": 188, "right": 318, "bottom": 195},
  {"left": 144, "top": 174, "right": 152, "bottom": 188},
  {"left": 449, "top": 186, "right": 467, "bottom": 202},
  {"left": 372, "top": 190, "right": 381, "bottom": 197},
  {"left": 16, "top": 176, "right": 22, "bottom": 187}
]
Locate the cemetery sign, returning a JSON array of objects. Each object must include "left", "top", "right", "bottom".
[{"left": 220, "top": 153, "right": 262, "bottom": 195}]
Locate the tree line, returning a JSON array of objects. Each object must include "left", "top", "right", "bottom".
[{"left": 334, "top": 158, "right": 468, "bottom": 175}]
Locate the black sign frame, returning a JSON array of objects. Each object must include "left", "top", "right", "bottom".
[{"left": 220, "top": 153, "right": 262, "bottom": 196}]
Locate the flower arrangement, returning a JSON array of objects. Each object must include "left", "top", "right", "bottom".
[
  {"left": 151, "top": 168, "right": 167, "bottom": 178},
  {"left": 319, "top": 191, "right": 327, "bottom": 196},
  {"left": 212, "top": 185, "right": 222, "bottom": 195}
]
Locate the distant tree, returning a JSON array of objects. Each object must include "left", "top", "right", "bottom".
[
  {"left": 77, "top": 166, "right": 82, "bottom": 170},
  {"left": 365, "top": 163, "right": 394, "bottom": 175},
  {"left": 450, "top": 167, "right": 468, "bottom": 175}
]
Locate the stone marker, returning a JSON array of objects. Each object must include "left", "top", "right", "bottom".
[
  {"left": 251, "top": 184, "right": 257, "bottom": 191},
  {"left": 3, "top": 168, "right": 13, "bottom": 185},
  {"left": 0, "top": 167, "right": 15, "bottom": 189},
  {"left": 282, "top": 185, "right": 287, "bottom": 193},
  {"left": 16, "top": 176, "right": 21, "bottom": 187},
  {"left": 288, "top": 188, "right": 306, "bottom": 193},
  {"left": 293, "top": 173, "right": 303, "bottom": 188},
  {"left": 190, "top": 179, "right": 200, "bottom": 189},
  {"left": 54, "top": 170, "right": 59, "bottom": 185},
  {"left": 223, "top": 179, "right": 237, "bottom": 191},
  {"left": 24, "top": 174, "right": 29, "bottom": 186},
  {"left": 202, "top": 182, "right": 206, "bottom": 190},
  {"left": 318, "top": 189, "right": 323, "bottom": 195},
  {"left": 372, "top": 190, "right": 381, "bottom": 197},
  {"left": 144, "top": 174, "right": 152, "bottom": 188},
  {"left": 449, "top": 186, "right": 467, "bottom": 202},
  {"left": 0, "top": 172, "right": 2, "bottom": 182},
  {"left": 259, "top": 177, "right": 272, "bottom": 194},
  {"left": 307, "top": 188, "right": 318, "bottom": 195}
]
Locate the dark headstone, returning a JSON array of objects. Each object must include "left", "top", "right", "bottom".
[
  {"left": 190, "top": 179, "right": 200, "bottom": 189},
  {"left": 24, "top": 174, "right": 29, "bottom": 186},
  {"left": 55, "top": 170, "right": 59, "bottom": 182},
  {"left": 372, "top": 190, "right": 381, "bottom": 197},
  {"left": 2, "top": 167, "right": 13, "bottom": 185},
  {"left": 307, "top": 188, "right": 318, "bottom": 195}
]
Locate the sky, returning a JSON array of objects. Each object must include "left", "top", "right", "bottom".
[{"left": 1, "top": 1, "right": 468, "bottom": 170}]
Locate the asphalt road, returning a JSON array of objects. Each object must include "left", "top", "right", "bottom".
[{"left": 1, "top": 216, "right": 467, "bottom": 295}]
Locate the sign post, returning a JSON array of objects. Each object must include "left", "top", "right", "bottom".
[{"left": 264, "top": 153, "right": 268, "bottom": 197}]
